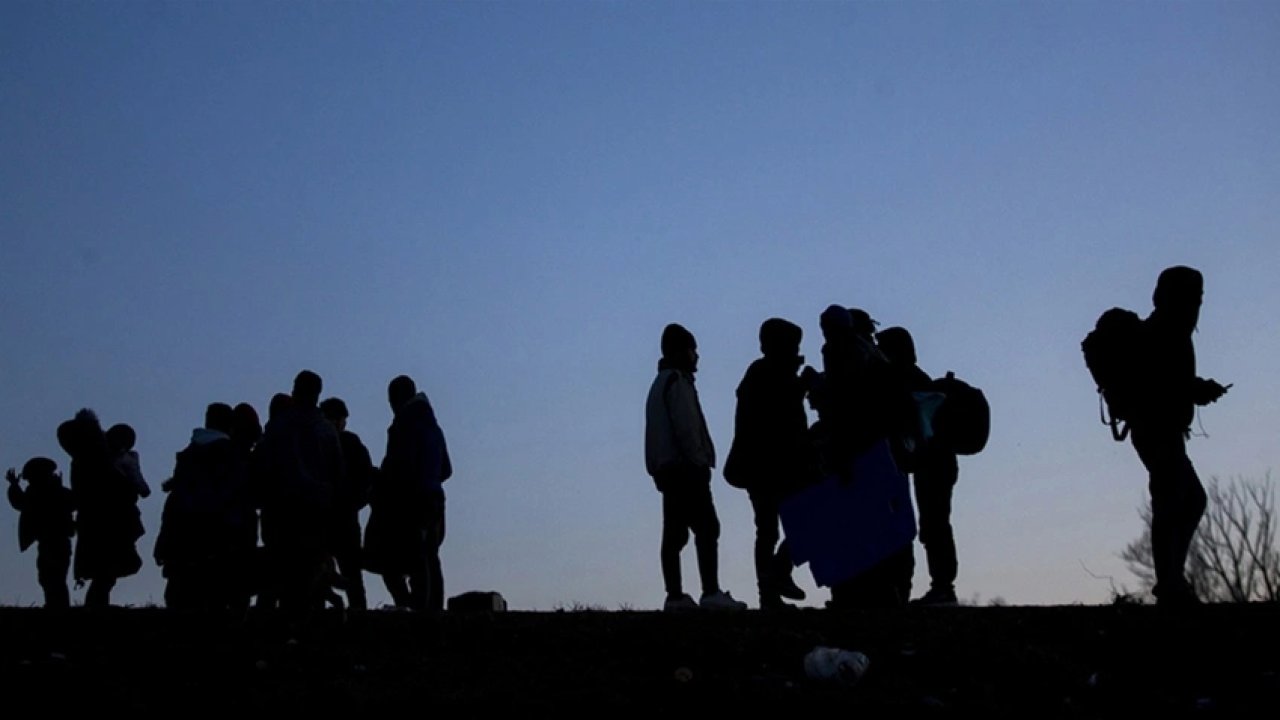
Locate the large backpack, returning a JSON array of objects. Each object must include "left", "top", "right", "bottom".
[
  {"left": 1081, "top": 307, "right": 1145, "bottom": 441},
  {"left": 930, "top": 371, "right": 990, "bottom": 455}
]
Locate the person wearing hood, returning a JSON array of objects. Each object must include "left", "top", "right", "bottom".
[
  {"left": 320, "top": 396, "right": 375, "bottom": 611},
  {"left": 879, "top": 326, "right": 959, "bottom": 606},
  {"left": 154, "top": 403, "right": 238, "bottom": 609},
  {"left": 254, "top": 371, "right": 345, "bottom": 612},
  {"left": 58, "top": 408, "right": 144, "bottom": 608},
  {"left": 6, "top": 457, "right": 76, "bottom": 607},
  {"left": 724, "top": 318, "right": 814, "bottom": 610},
  {"left": 366, "top": 374, "right": 452, "bottom": 611},
  {"left": 1130, "top": 266, "right": 1230, "bottom": 606},
  {"left": 645, "top": 323, "right": 747, "bottom": 612}
]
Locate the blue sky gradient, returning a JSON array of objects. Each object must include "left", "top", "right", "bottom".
[{"left": 2, "top": 1, "right": 1277, "bottom": 608}]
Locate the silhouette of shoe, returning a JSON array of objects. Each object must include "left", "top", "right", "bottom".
[
  {"left": 910, "top": 588, "right": 958, "bottom": 606},
  {"left": 776, "top": 575, "right": 807, "bottom": 602},
  {"left": 758, "top": 595, "right": 797, "bottom": 611},
  {"left": 663, "top": 593, "right": 698, "bottom": 612},
  {"left": 699, "top": 590, "right": 747, "bottom": 611},
  {"left": 1154, "top": 582, "right": 1201, "bottom": 608}
]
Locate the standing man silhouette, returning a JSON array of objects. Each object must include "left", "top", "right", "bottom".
[
  {"left": 1130, "top": 266, "right": 1229, "bottom": 606},
  {"left": 645, "top": 323, "right": 746, "bottom": 612}
]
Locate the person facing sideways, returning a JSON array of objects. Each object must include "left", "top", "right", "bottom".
[
  {"left": 58, "top": 408, "right": 145, "bottom": 608},
  {"left": 260, "top": 370, "right": 345, "bottom": 612},
  {"left": 645, "top": 323, "right": 747, "bottom": 612},
  {"left": 724, "top": 317, "right": 815, "bottom": 610},
  {"left": 879, "top": 326, "right": 961, "bottom": 606},
  {"left": 1129, "top": 266, "right": 1230, "bottom": 606},
  {"left": 320, "top": 396, "right": 375, "bottom": 611},
  {"left": 365, "top": 375, "right": 452, "bottom": 612},
  {"left": 223, "top": 402, "right": 263, "bottom": 611},
  {"left": 6, "top": 457, "right": 76, "bottom": 608}
]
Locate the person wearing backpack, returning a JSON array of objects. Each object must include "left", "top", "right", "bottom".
[
  {"left": 645, "top": 323, "right": 747, "bottom": 612},
  {"left": 724, "top": 318, "right": 814, "bottom": 610},
  {"left": 1130, "top": 266, "right": 1230, "bottom": 606},
  {"left": 878, "top": 326, "right": 962, "bottom": 606}
]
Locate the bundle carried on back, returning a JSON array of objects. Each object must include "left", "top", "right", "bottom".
[
  {"left": 930, "top": 371, "right": 990, "bottom": 456},
  {"left": 1082, "top": 307, "right": 1146, "bottom": 441}
]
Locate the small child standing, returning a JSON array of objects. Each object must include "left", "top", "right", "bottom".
[{"left": 6, "top": 457, "right": 76, "bottom": 607}]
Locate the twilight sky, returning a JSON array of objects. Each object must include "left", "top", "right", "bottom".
[{"left": 2, "top": 0, "right": 1277, "bottom": 609}]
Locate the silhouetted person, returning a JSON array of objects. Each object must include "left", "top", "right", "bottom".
[
  {"left": 880, "top": 326, "right": 959, "bottom": 605},
  {"left": 224, "top": 402, "right": 262, "bottom": 611},
  {"left": 812, "top": 308, "right": 913, "bottom": 609},
  {"left": 255, "top": 372, "right": 344, "bottom": 612},
  {"left": 6, "top": 458, "right": 75, "bottom": 607},
  {"left": 366, "top": 375, "right": 452, "bottom": 611},
  {"left": 1130, "top": 266, "right": 1229, "bottom": 606},
  {"left": 645, "top": 324, "right": 746, "bottom": 612},
  {"left": 320, "top": 397, "right": 374, "bottom": 611},
  {"left": 806, "top": 305, "right": 885, "bottom": 473},
  {"left": 251, "top": 393, "right": 292, "bottom": 609},
  {"left": 155, "top": 403, "right": 238, "bottom": 609},
  {"left": 724, "top": 318, "right": 813, "bottom": 609},
  {"left": 106, "top": 423, "right": 151, "bottom": 501},
  {"left": 58, "top": 409, "right": 144, "bottom": 607}
]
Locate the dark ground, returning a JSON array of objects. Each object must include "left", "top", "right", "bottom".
[{"left": 0, "top": 604, "right": 1276, "bottom": 715}]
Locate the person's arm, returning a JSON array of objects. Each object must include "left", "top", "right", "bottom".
[
  {"left": 664, "top": 375, "right": 707, "bottom": 467},
  {"left": 6, "top": 470, "right": 25, "bottom": 511},
  {"left": 1191, "top": 377, "right": 1230, "bottom": 406}
]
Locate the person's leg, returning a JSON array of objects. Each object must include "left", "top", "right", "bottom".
[
  {"left": 749, "top": 490, "right": 781, "bottom": 604},
  {"left": 334, "top": 514, "right": 368, "bottom": 611},
  {"left": 685, "top": 479, "right": 722, "bottom": 597},
  {"left": 1135, "top": 428, "right": 1206, "bottom": 602},
  {"left": 383, "top": 573, "right": 412, "bottom": 608},
  {"left": 425, "top": 499, "right": 446, "bottom": 612},
  {"left": 914, "top": 450, "right": 958, "bottom": 598},
  {"left": 660, "top": 480, "right": 691, "bottom": 598},
  {"left": 37, "top": 541, "right": 71, "bottom": 609},
  {"left": 85, "top": 577, "right": 116, "bottom": 608}
]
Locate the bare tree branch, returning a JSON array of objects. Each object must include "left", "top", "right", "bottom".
[{"left": 1121, "top": 474, "right": 1279, "bottom": 603}]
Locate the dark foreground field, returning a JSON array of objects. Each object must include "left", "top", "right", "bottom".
[{"left": 1, "top": 604, "right": 1277, "bottom": 715}]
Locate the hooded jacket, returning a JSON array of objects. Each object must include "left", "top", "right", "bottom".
[
  {"left": 380, "top": 392, "right": 452, "bottom": 503},
  {"left": 645, "top": 363, "right": 716, "bottom": 477},
  {"left": 723, "top": 355, "right": 811, "bottom": 490},
  {"left": 8, "top": 479, "right": 75, "bottom": 552}
]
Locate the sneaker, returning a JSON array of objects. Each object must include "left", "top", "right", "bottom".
[
  {"left": 1154, "top": 582, "right": 1202, "bottom": 608},
  {"left": 699, "top": 590, "right": 748, "bottom": 611},
  {"left": 776, "top": 575, "right": 807, "bottom": 602},
  {"left": 758, "top": 595, "right": 798, "bottom": 611},
  {"left": 663, "top": 593, "right": 698, "bottom": 612},
  {"left": 910, "top": 588, "right": 958, "bottom": 606}
]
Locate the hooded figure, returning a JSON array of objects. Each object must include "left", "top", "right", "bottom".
[
  {"left": 1129, "top": 265, "right": 1229, "bottom": 606},
  {"left": 644, "top": 324, "right": 746, "bottom": 612},
  {"left": 59, "top": 409, "right": 144, "bottom": 607},
  {"left": 724, "top": 318, "right": 813, "bottom": 609},
  {"left": 154, "top": 404, "right": 239, "bottom": 609},
  {"left": 6, "top": 457, "right": 75, "bottom": 607},
  {"left": 365, "top": 375, "right": 452, "bottom": 611}
]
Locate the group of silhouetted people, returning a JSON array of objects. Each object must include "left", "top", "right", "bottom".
[
  {"left": 6, "top": 266, "right": 1234, "bottom": 612},
  {"left": 645, "top": 305, "right": 971, "bottom": 611},
  {"left": 644, "top": 264, "right": 1231, "bottom": 612},
  {"left": 7, "top": 371, "right": 452, "bottom": 612}
]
